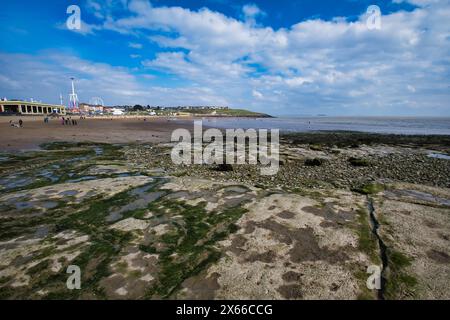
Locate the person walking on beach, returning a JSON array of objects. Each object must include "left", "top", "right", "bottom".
[
  {"left": 10, "top": 120, "right": 20, "bottom": 128},
  {"left": 18, "top": 119, "right": 23, "bottom": 127}
]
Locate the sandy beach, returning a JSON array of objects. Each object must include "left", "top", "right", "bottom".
[{"left": 0, "top": 116, "right": 194, "bottom": 151}]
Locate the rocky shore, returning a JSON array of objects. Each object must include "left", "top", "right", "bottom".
[
  {"left": 125, "top": 132, "right": 450, "bottom": 190},
  {"left": 0, "top": 133, "right": 448, "bottom": 300}
]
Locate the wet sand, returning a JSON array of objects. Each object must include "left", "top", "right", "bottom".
[{"left": 0, "top": 116, "right": 194, "bottom": 151}]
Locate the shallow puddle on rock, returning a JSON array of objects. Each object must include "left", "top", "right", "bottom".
[
  {"left": 0, "top": 176, "right": 34, "bottom": 190},
  {"left": 427, "top": 152, "right": 450, "bottom": 160},
  {"left": 129, "top": 184, "right": 155, "bottom": 196},
  {"left": 59, "top": 190, "right": 79, "bottom": 197},
  {"left": 15, "top": 200, "right": 58, "bottom": 211},
  {"left": 106, "top": 211, "right": 123, "bottom": 222},
  {"left": 93, "top": 146, "right": 104, "bottom": 155},
  {"left": 386, "top": 189, "right": 450, "bottom": 206},
  {"left": 117, "top": 173, "right": 140, "bottom": 177},
  {"left": 38, "top": 169, "right": 59, "bottom": 182},
  {"left": 106, "top": 188, "right": 165, "bottom": 222},
  {"left": 15, "top": 201, "right": 33, "bottom": 210}
]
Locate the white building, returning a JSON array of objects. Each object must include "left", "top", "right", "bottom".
[{"left": 112, "top": 108, "right": 124, "bottom": 116}]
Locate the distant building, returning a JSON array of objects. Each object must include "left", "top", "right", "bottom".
[
  {"left": 79, "top": 103, "right": 104, "bottom": 114},
  {"left": 112, "top": 108, "right": 124, "bottom": 116},
  {"left": 102, "top": 106, "right": 114, "bottom": 114},
  {"left": 0, "top": 100, "right": 66, "bottom": 115}
]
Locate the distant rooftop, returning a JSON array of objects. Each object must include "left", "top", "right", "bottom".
[{"left": 0, "top": 100, "right": 64, "bottom": 107}]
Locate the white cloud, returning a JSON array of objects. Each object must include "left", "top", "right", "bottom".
[
  {"left": 242, "top": 4, "right": 266, "bottom": 25},
  {"left": 87, "top": 0, "right": 449, "bottom": 115},
  {"left": 129, "top": 42, "right": 143, "bottom": 49},
  {"left": 407, "top": 85, "right": 416, "bottom": 93},
  {"left": 285, "top": 77, "right": 312, "bottom": 87},
  {"left": 86, "top": 0, "right": 129, "bottom": 20},
  {"left": 8, "top": 0, "right": 450, "bottom": 115},
  {"left": 252, "top": 89, "right": 263, "bottom": 99},
  {"left": 0, "top": 52, "right": 229, "bottom": 107},
  {"left": 392, "top": 0, "right": 448, "bottom": 6},
  {"left": 243, "top": 4, "right": 263, "bottom": 18},
  {"left": 56, "top": 19, "right": 100, "bottom": 36}
]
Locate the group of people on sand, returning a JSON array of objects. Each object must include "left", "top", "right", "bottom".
[
  {"left": 9, "top": 119, "right": 23, "bottom": 128},
  {"left": 61, "top": 116, "right": 78, "bottom": 126},
  {"left": 8, "top": 115, "right": 85, "bottom": 128}
]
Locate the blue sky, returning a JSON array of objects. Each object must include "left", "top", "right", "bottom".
[{"left": 0, "top": 0, "right": 449, "bottom": 116}]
